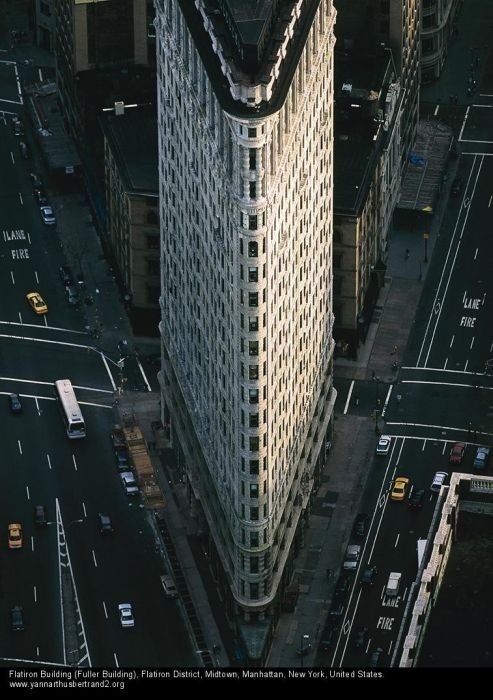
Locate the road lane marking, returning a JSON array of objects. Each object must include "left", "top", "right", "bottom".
[
  {"left": 34, "top": 586, "right": 37, "bottom": 602},
  {"left": 82, "top": 502, "right": 87, "bottom": 518},
  {"left": 47, "top": 454, "right": 52, "bottom": 470},
  {"left": 0, "top": 320, "right": 86, "bottom": 335},
  {"left": 0, "top": 331, "right": 95, "bottom": 351},
  {"left": 470, "top": 336, "right": 475, "bottom": 349},
  {"left": 442, "top": 442, "right": 446, "bottom": 454},
  {"left": 18, "top": 439, "right": 22, "bottom": 454},
  {"left": 100, "top": 352, "right": 117, "bottom": 391},
  {"left": 35, "top": 396, "right": 40, "bottom": 414},
  {"left": 43, "top": 316, "right": 48, "bottom": 327},
  {"left": 422, "top": 439, "right": 427, "bottom": 451},
  {"left": 10, "top": 270, "right": 15, "bottom": 284},
  {"left": 443, "top": 357, "right": 448, "bottom": 369},
  {"left": 102, "top": 601, "right": 108, "bottom": 619},
  {"left": 381, "top": 384, "right": 393, "bottom": 418},
  {"left": 114, "top": 653, "right": 119, "bottom": 668},
  {"left": 489, "top": 195, "right": 492, "bottom": 208},
  {"left": 0, "top": 377, "right": 113, "bottom": 394},
  {"left": 403, "top": 587, "right": 408, "bottom": 601},
  {"left": 18, "top": 311, "right": 22, "bottom": 323},
  {"left": 388, "top": 640, "right": 394, "bottom": 655},
  {"left": 394, "top": 533, "right": 400, "bottom": 548},
  {"left": 401, "top": 377, "right": 493, "bottom": 390},
  {"left": 26, "top": 485, "right": 30, "bottom": 499},
  {"left": 72, "top": 455, "right": 78, "bottom": 471},
  {"left": 386, "top": 421, "right": 493, "bottom": 439},
  {"left": 365, "top": 639, "right": 371, "bottom": 654},
  {"left": 449, "top": 335, "right": 454, "bottom": 348},
  {"left": 34, "top": 270, "right": 39, "bottom": 283},
  {"left": 137, "top": 357, "right": 152, "bottom": 392},
  {"left": 92, "top": 550, "right": 97, "bottom": 567},
  {"left": 465, "top": 358, "right": 469, "bottom": 372},
  {"left": 474, "top": 247, "right": 478, "bottom": 260},
  {"left": 462, "top": 291, "right": 467, "bottom": 304},
  {"left": 343, "top": 380, "right": 354, "bottom": 415},
  {"left": 31, "top": 535, "right": 34, "bottom": 552}
]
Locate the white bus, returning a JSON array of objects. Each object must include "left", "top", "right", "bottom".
[{"left": 55, "top": 379, "right": 86, "bottom": 439}]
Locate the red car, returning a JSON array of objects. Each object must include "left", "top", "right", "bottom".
[{"left": 449, "top": 442, "right": 465, "bottom": 464}]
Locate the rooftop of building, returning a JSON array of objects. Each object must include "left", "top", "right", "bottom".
[
  {"left": 176, "top": 0, "right": 321, "bottom": 116},
  {"left": 333, "top": 45, "right": 396, "bottom": 216},
  {"left": 100, "top": 108, "right": 158, "bottom": 195},
  {"left": 418, "top": 508, "right": 493, "bottom": 667}
]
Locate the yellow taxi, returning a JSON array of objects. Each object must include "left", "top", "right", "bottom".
[
  {"left": 8, "top": 523, "right": 23, "bottom": 549},
  {"left": 391, "top": 477, "right": 409, "bottom": 502},
  {"left": 26, "top": 292, "right": 48, "bottom": 315}
]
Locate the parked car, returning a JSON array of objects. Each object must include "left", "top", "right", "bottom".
[
  {"left": 30, "top": 172, "right": 42, "bottom": 189},
  {"left": 391, "top": 476, "right": 409, "bottom": 501},
  {"left": 320, "top": 625, "right": 340, "bottom": 652},
  {"left": 408, "top": 488, "right": 425, "bottom": 511},
  {"left": 18, "top": 140, "right": 31, "bottom": 159},
  {"left": 8, "top": 393, "right": 22, "bottom": 414},
  {"left": 121, "top": 472, "right": 139, "bottom": 497},
  {"left": 430, "top": 471, "right": 448, "bottom": 494},
  {"left": 353, "top": 513, "right": 369, "bottom": 537},
  {"left": 13, "top": 118, "right": 24, "bottom": 137},
  {"left": 360, "top": 564, "right": 377, "bottom": 588},
  {"left": 449, "top": 442, "right": 465, "bottom": 465},
  {"left": 118, "top": 603, "right": 134, "bottom": 628},
  {"left": 376, "top": 435, "right": 392, "bottom": 456},
  {"left": 8, "top": 523, "right": 23, "bottom": 549},
  {"left": 34, "top": 505, "right": 47, "bottom": 527},
  {"left": 450, "top": 176, "right": 462, "bottom": 196},
  {"left": 111, "top": 425, "right": 126, "bottom": 450},
  {"left": 369, "top": 647, "right": 383, "bottom": 667},
  {"left": 354, "top": 627, "right": 369, "bottom": 649},
  {"left": 115, "top": 447, "right": 131, "bottom": 471},
  {"left": 59, "top": 265, "right": 74, "bottom": 287},
  {"left": 26, "top": 291, "right": 48, "bottom": 315},
  {"left": 10, "top": 606, "right": 24, "bottom": 632},
  {"left": 33, "top": 187, "right": 48, "bottom": 206},
  {"left": 161, "top": 574, "right": 177, "bottom": 598},
  {"left": 65, "top": 285, "right": 80, "bottom": 307},
  {"left": 40, "top": 205, "right": 56, "bottom": 225},
  {"left": 473, "top": 447, "right": 491, "bottom": 470},
  {"left": 334, "top": 575, "right": 351, "bottom": 602},
  {"left": 98, "top": 513, "right": 114, "bottom": 534},
  {"left": 343, "top": 544, "right": 361, "bottom": 571}
]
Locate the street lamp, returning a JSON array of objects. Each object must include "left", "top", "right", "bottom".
[{"left": 300, "top": 634, "right": 310, "bottom": 668}]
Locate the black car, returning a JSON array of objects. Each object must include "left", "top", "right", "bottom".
[
  {"left": 33, "top": 187, "right": 49, "bottom": 206},
  {"left": 451, "top": 176, "right": 462, "bottom": 196},
  {"left": 98, "top": 513, "right": 114, "bottom": 534},
  {"left": 59, "top": 265, "right": 74, "bottom": 287},
  {"left": 34, "top": 505, "right": 47, "bottom": 526},
  {"left": 8, "top": 393, "right": 22, "bottom": 414},
  {"left": 10, "top": 606, "right": 24, "bottom": 632},
  {"left": 30, "top": 172, "right": 42, "bottom": 189},
  {"left": 369, "top": 647, "right": 383, "bottom": 668},
  {"left": 408, "top": 488, "right": 425, "bottom": 511},
  {"left": 115, "top": 447, "right": 131, "bottom": 471},
  {"left": 334, "top": 576, "right": 352, "bottom": 602},
  {"left": 65, "top": 285, "right": 80, "bottom": 307},
  {"left": 19, "top": 140, "right": 31, "bottom": 159},
  {"left": 354, "top": 626, "right": 369, "bottom": 649},
  {"left": 321, "top": 626, "right": 340, "bottom": 652},
  {"left": 353, "top": 513, "right": 369, "bottom": 537},
  {"left": 361, "top": 564, "right": 377, "bottom": 588},
  {"left": 13, "top": 119, "right": 24, "bottom": 137},
  {"left": 111, "top": 426, "right": 126, "bottom": 450}
]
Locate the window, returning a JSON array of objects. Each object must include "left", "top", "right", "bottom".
[
  {"left": 248, "top": 292, "right": 258, "bottom": 307},
  {"left": 249, "top": 460, "right": 259, "bottom": 475},
  {"left": 248, "top": 127, "right": 257, "bottom": 138},
  {"left": 249, "top": 215, "right": 258, "bottom": 230},
  {"left": 248, "top": 267, "right": 258, "bottom": 282},
  {"left": 250, "top": 531, "right": 259, "bottom": 547},
  {"left": 249, "top": 149, "right": 256, "bottom": 170},
  {"left": 249, "top": 365, "right": 259, "bottom": 380},
  {"left": 249, "top": 413, "right": 259, "bottom": 428},
  {"left": 250, "top": 507, "right": 259, "bottom": 521},
  {"left": 146, "top": 234, "right": 159, "bottom": 250},
  {"left": 146, "top": 285, "right": 160, "bottom": 305},
  {"left": 40, "top": 1, "right": 51, "bottom": 15},
  {"left": 249, "top": 389, "right": 259, "bottom": 404},
  {"left": 249, "top": 341, "right": 258, "bottom": 356},
  {"left": 249, "top": 317, "right": 259, "bottom": 332},
  {"left": 248, "top": 241, "right": 258, "bottom": 257},
  {"left": 250, "top": 483, "right": 259, "bottom": 498},
  {"left": 146, "top": 259, "right": 160, "bottom": 276},
  {"left": 250, "top": 556, "right": 259, "bottom": 573},
  {"left": 146, "top": 210, "right": 159, "bottom": 225},
  {"left": 249, "top": 181, "right": 257, "bottom": 198},
  {"left": 249, "top": 436, "right": 259, "bottom": 451},
  {"left": 250, "top": 583, "right": 259, "bottom": 600}
]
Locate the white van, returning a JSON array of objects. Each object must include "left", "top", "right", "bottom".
[{"left": 386, "top": 572, "right": 401, "bottom": 597}]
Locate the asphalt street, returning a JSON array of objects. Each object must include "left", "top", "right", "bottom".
[
  {"left": 326, "top": 74, "right": 493, "bottom": 667},
  {"left": 0, "top": 27, "right": 195, "bottom": 668}
]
